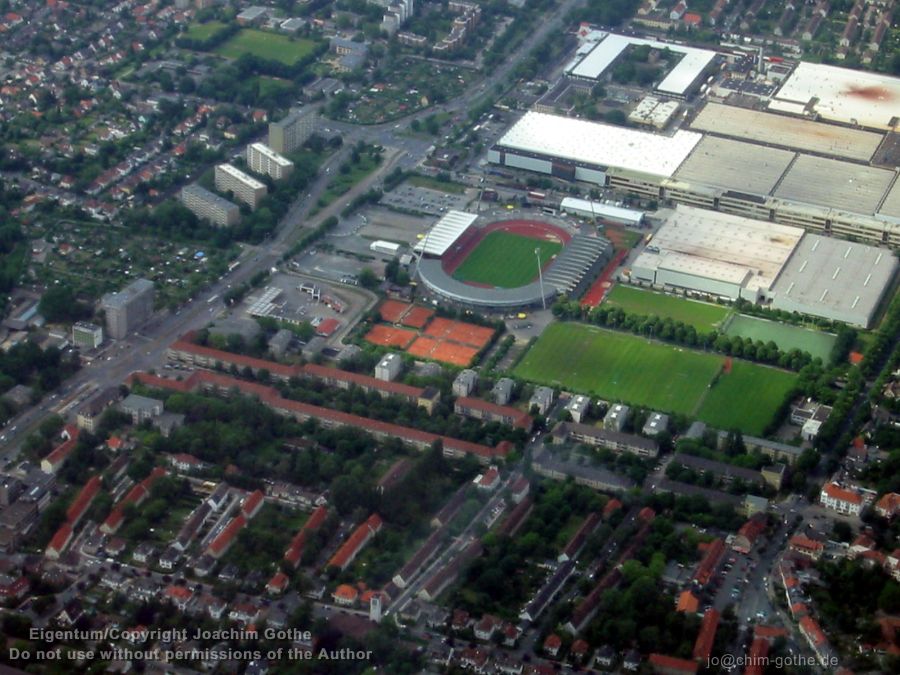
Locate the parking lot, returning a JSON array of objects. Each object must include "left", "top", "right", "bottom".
[{"left": 380, "top": 183, "right": 472, "bottom": 216}]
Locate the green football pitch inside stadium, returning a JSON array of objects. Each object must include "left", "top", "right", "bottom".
[
  {"left": 514, "top": 323, "right": 796, "bottom": 434},
  {"left": 452, "top": 231, "right": 562, "bottom": 289}
]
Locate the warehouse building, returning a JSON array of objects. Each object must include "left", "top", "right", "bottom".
[
  {"left": 769, "top": 62, "right": 900, "bottom": 131},
  {"left": 246, "top": 143, "right": 294, "bottom": 181},
  {"left": 630, "top": 206, "right": 896, "bottom": 327},
  {"left": 214, "top": 164, "right": 267, "bottom": 211},
  {"left": 565, "top": 32, "right": 719, "bottom": 99},
  {"left": 180, "top": 184, "right": 240, "bottom": 227},
  {"left": 268, "top": 107, "right": 319, "bottom": 155},
  {"left": 490, "top": 109, "right": 900, "bottom": 247}
]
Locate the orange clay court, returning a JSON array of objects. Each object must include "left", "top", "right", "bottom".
[
  {"left": 378, "top": 300, "right": 411, "bottom": 324},
  {"left": 407, "top": 336, "right": 478, "bottom": 366},
  {"left": 400, "top": 306, "right": 435, "bottom": 329},
  {"left": 424, "top": 317, "right": 494, "bottom": 349},
  {"left": 364, "top": 325, "right": 417, "bottom": 349}
]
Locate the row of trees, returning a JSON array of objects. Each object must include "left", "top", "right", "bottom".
[{"left": 554, "top": 300, "right": 821, "bottom": 372}]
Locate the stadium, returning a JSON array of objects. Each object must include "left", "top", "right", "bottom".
[{"left": 414, "top": 211, "right": 613, "bottom": 311}]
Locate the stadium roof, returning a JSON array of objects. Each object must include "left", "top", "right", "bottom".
[
  {"left": 559, "top": 197, "right": 644, "bottom": 224},
  {"left": 674, "top": 136, "right": 795, "bottom": 196},
  {"left": 773, "top": 155, "right": 895, "bottom": 214},
  {"left": 770, "top": 234, "right": 898, "bottom": 328},
  {"left": 495, "top": 112, "right": 701, "bottom": 179},
  {"left": 690, "top": 102, "right": 884, "bottom": 162},
  {"left": 417, "top": 259, "right": 556, "bottom": 308},
  {"left": 413, "top": 210, "right": 478, "bottom": 256},
  {"left": 566, "top": 33, "right": 717, "bottom": 96},
  {"left": 632, "top": 205, "right": 804, "bottom": 293},
  {"left": 771, "top": 62, "right": 900, "bottom": 130}
]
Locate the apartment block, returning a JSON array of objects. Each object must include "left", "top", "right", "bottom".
[
  {"left": 214, "top": 164, "right": 267, "bottom": 211},
  {"left": 247, "top": 143, "right": 294, "bottom": 181},
  {"left": 180, "top": 184, "right": 240, "bottom": 227}
]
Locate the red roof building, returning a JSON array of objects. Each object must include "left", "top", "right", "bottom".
[
  {"left": 207, "top": 515, "right": 247, "bottom": 559},
  {"left": 733, "top": 514, "right": 767, "bottom": 554},
  {"left": 267, "top": 571, "right": 289, "bottom": 595},
  {"left": 66, "top": 476, "right": 102, "bottom": 526},
  {"left": 543, "top": 633, "right": 562, "bottom": 657},
  {"left": 676, "top": 590, "right": 700, "bottom": 613},
  {"left": 315, "top": 318, "right": 340, "bottom": 337},
  {"left": 744, "top": 636, "right": 770, "bottom": 675},
  {"left": 603, "top": 498, "right": 623, "bottom": 519},
  {"left": 284, "top": 505, "right": 328, "bottom": 567},
  {"left": 477, "top": 466, "right": 500, "bottom": 490},
  {"left": 820, "top": 482, "right": 865, "bottom": 515},
  {"left": 876, "top": 493, "right": 900, "bottom": 520},
  {"left": 101, "top": 467, "right": 166, "bottom": 534},
  {"left": 241, "top": 490, "right": 265, "bottom": 520},
  {"left": 332, "top": 583, "right": 358, "bottom": 605},
  {"left": 692, "top": 608, "right": 720, "bottom": 661},
  {"left": 789, "top": 534, "right": 824, "bottom": 560},
  {"left": 648, "top": 653, "right": 698, "bottom": 674},
  {"left": 693, "top": 538, "right": 725, "bottom": 587},
  {"left": 41, "top": 425, "right": 81, "bottom": 474},
  {"left": 327, "top": 514, "right": 383, "bottom": 570},
  {"left": 453, "top": 397, "right": 533, "bottom": 430},
  {"left": 46, "top": 523, "right": 74, "bottom": 559},
  {"left": 131, "top": 369, "right": 504, "bottom": 464}
]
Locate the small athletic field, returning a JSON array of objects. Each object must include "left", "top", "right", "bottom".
[
  {"left": 514, "top": 323, "right": 796, "bottom": 434},
  {"left": 453, "top": 231, "right": 562, "bottom": 288},
  {"left": 723, "top": 314, "right": 835, "bottom": 362},
  {"left": 215, "top": 30, "right": 318, "bottom": 65},
  {"left": 603, "top": 286, "right": 730, "bottom": 331}
]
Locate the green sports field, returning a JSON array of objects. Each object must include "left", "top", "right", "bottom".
[
  {"left": 215, "top": 30, "right": 318, "bottom": 65},
  {"left": 514, "top": 323, "right": 797, "bottom": 434},
  {"left": 696, "top": 360, "right": 797, "bottom": 435},
  {"left": 514, "top": 323, "right": 721, "bottom": 414},
  {"left": 453, "top": 231, "right": 562, "bottom": 288},
  {"left": 723, "top": 314, "right": 835, "bottom": 362},
  {"left": 604, "top": 285, "right": 730, "bottom": 331},
  {"left": 184, "top": 21, "right": 228, "bottom": 42}
]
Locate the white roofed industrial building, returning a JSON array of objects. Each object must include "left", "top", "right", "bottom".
[
  {"left": 413, "top": 210, "right": 479, "bottom": 256},
  {"left": 769, "top": 237, "right": 897, "bottom": 328},
  {"left": 770, "top": 62, "right": 900, "bottom": 130},
  {"left": 566, "top": 33, "right": 718, "bottom": 98},
  {"left": 630, "top": 206, "right": 896, "bottom": 327},
  {"left": 489, "top": 112, "right": 701, "bottom": 182},
  {"left": 690, "top": 102, "right": 884, "bottom": 162},
  {"left": 632, "top": 206, "right": 803, "bottom": 301}
]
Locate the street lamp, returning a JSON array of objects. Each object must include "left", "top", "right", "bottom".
[{"left": 535, "top": 247, "right": 546, "bottom": 311}]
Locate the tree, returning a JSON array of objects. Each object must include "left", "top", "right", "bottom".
[
  {"left": 358, "top": 267, "right": 378, "bottom": 289},
  {"left": 39, "top": 285, "right": 90, "bottom": 323}
]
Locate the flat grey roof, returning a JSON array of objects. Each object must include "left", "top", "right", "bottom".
[
  {"left": 102, "top": 278, "right": 153, "bottom": 309},
  {"left": 879, "top": 178, "right": 900, "bottom": 220},
  {"left": 674, "top": 136, "right": 795, "bottom": 195},
  {"left": 690, "top": 102, "right": 884, "bottom": 162},
  {"left": 182, "top": 184, "right": 238, "bottom": 211},
  {"left": 770, "top": 233, "right": 897, "bottom": 328},
  {"left": 774, "top": 155, "right": 895, "bottom": 214}
]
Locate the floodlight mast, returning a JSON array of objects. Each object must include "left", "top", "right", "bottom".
[{"left": 535, "top": 247, "right": 546, "bottom": 311}]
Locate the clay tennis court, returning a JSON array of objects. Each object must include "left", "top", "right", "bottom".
[
  {"left": 365, "top": 325, "right": 417, "bottom": 349},
  {"left": 400, "top": 305, "right": 434, "bottom": 329},
  {"left": 424, "top": 317, "right": 494, "bottom": 349},
  {"left": 407, "top": 335, "right": 478, "bottom": 366},
  {"left": 379, "top": 300, "right": 411, "bottom": 323}
]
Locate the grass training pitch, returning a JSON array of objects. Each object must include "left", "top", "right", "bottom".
[
  {"left": 723, "top": 314, "right": 835, "bottom": 362},
  {"left": 215, "top": 30, "right": 318, "bottom": 65},
  {"left": 604, "top": 286, "right": 730, "bottom": 331},
  {"left": 696, "top": 360, "right": 797, "bottom": 435},
  {"left": 453, "top": 231, "right": 562, "bottom": 288},
  {"left": 514, "top": 322, "right": 796, "bottom": 434},
  {"left": 184, "top": 21, "right": 228, "bottom": 42}
]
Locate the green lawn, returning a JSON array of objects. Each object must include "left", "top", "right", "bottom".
[
  {"left": 514, "top": 323, "right": 722, "bottom": 414},
  {"left": 185, "top": 20, "right": 228, "bottom": 42},
  {"left": 454, "top": 232, "right": 562, "bottom": 288},
  {"left": 723, "top": 314, "right": 835, "bottom": 362},
  {"left": 316, "top": 152, "right": 382, "bottom": 211},
  {"left": 215, "top": 29, "right": 318, "bottom": 65},
  {"left": 696, "top": 360, "right": 797, "bottom": 435},
  {"left": 604, "top": 285, "right": 730, "bottom": 331},
  {"left": 514, "top": 322, "right": 796, "bottom": 433}
]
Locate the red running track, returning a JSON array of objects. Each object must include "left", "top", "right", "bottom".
[
  {"left": 580, "top": 249, "right": 628, "bottom": 307},
  {"left": 442, "top": 219, "right": 572, "bottom": 276}
]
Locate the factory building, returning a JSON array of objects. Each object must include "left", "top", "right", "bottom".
[{"left": 630, "top": 206, "right": 896, "bottom": 327}]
